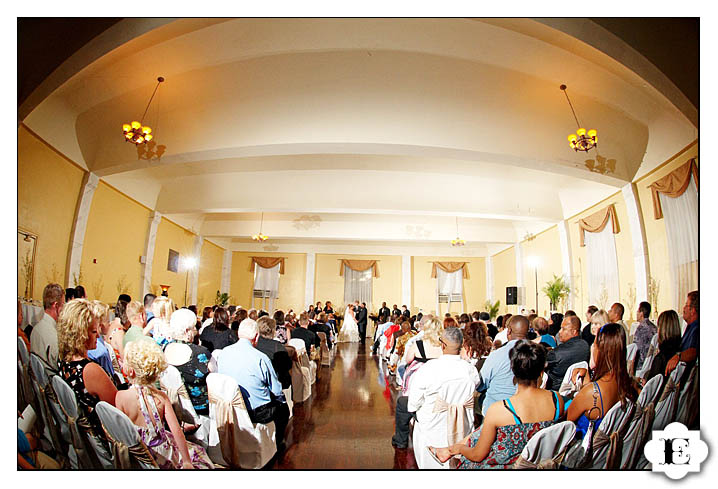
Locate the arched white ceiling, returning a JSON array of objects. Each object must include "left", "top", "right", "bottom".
[{"left": 23, "top": 18, "right": 696, "bottom": 255}]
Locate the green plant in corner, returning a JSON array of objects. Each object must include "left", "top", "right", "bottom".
[
  {"left": 541, "top": 274, "right": 571, "bottom": 311},
  {"left": 215, "top": 290, "right": 230, "bottom": 307},
  {"left": 483, "top": 300, "right": 501, "bottom": 321}
]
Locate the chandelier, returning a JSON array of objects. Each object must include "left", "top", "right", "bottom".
[
  {"left": 451, "top": 217, "right": 465, "bottom": 247},
  {"left": 252, "top": 212, "right": 269, "bottom": 242},
  {"left": 122, "top": 76, "right": 164, "bottom": 145},
  {"left": 560, "top": 84, "right": 597, "bottom": 152}
]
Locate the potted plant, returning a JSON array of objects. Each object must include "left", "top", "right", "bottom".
[
  {"left": 483, "top": 300, "right": 501, "bottom": 321},
  {"left": 215, "top": 290, "right": 230, "bottom": 307},
  {"left": 542, "top": 274, "right": 571, "bottom": 312}
]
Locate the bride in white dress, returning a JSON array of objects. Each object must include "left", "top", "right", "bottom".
[{"left": 337, "top": 304, "right": 360, "bottom": 343}]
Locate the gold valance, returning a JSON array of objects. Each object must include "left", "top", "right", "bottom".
[
  {"left": 339, "top": 259, "right": 380, "bottom": 278},
  {"left": 648, "top": 158, "right": 698, "bottom": 220},
  {"left": 431, "top": 262, "right": 470, "bottom": 279},
  {"left": 578, "top": 204, "right": 620, "bottom": 247},
  {"left": 249, "top": 257, "right": 286, "bottom": 274}
]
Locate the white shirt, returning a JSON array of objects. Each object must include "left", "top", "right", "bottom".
[
  {"left": 30, "top": 312, "right": 58, "bottom": 372},
  {"left": 198, "top": 317, "right": 213, "bottom": 335},
  {"left": 495, "top": 328, "right": 509, "bottom": 345}
]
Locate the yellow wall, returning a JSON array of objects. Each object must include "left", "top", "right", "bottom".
[
  {"left": 18, "top": 125, "right": 85, "bottom": 299},
  {"left": 197, "top": 240, "right": 225, "bottom": 309},
  {"left": 568, "top": 191, "right": 636, "bottom": 317},
  {"left": 315, "top": 254, "right": 401, "bottom": 314},
  {"left": 80, "top": 181, "right": 151, "bottom": 303},
  {"left": 412, "top": 256, "right": 486, "bottom": 315},
  {"left": 491, "top": 246, "right": 517, "bottom": 315},
  {"left": 151, "top": 218, "right": 197, "bottom": 306},
  {"left": 520, "top": 226, "right": 565, "bottom": 317},
  {"left": 229, "top": 252, "right": 306, "bottom": 312},
  {"left": 635, "top": 141, "right": 698, "bottom": 313}
]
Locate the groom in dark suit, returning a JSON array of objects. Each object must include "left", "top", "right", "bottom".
[{"left": 356, "top": 301, "right": 368, "bottom": 344}]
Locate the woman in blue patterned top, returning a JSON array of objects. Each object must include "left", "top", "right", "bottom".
[{"left": 164, "top": 308, "right": 216, "bottom": 415}]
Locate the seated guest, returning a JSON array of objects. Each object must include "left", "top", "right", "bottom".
[
  {"left": 65, "top": 287, "right": 77, "bottom": 303},
  {"left": 108, "top": 299, "right": 130, "bottom": 359},
  {"left": 232, "top": 308, "right": 248, "bottom": 333},
  {"left": 548, "top": 312, "right": 563, "bottom": 339},
  {"left": 444, "top": 316, "right": 458, "bottom": 329},
  {"left": 148, "top": 297, "right": 175, "bottom": 346},
  {"left": 123, "top": 301, "right": 151, "bottom": 351},
  {"left": 30, "top": 283, "right": 65, "bottom": 373},
  {"left": 199, "top": 307, "right": 237, "bottom": 352},
  {"left": 116, "top": 340, "right": 214, "bottom": 469},
  {"left": 665, "top": 290, "right": 699, "bottom": 375},
  {"left": 118, "top": 293, "right": 132, "bottom": 303},
  {"left": 494, "top": 314, "right": 512, "bottom": 345},
  {"left": 609, "top": 302, "right": 630, "bottom": 341},
  {"left": 477, "top": 315, "right": 530, "bottom": 415},
  {"left": 545, "top": 316, "right": 590, "bottom": 391},
  {"left": 17, "top": 300, "right": 30, "bottom": 350},
  {"left": 143, "top": 293, "right": 157, "bottom": 324},
  {"left": 219, "top": 319, "right": 290, "bottom": 448},
  {"left": 408, "top": 328, "right": 481, "bottom": 469},
  {"left": 273, "top": 310, "right": 289, "bottom": 344},
  {"left": 532, "top": 316, "right": 556, "bottom": 348},
  {"left": 372, "top": 314, "right": 392, "bottom": 354},
  {"left": 248, "top": 308, "right": 259, "bottom": 321},
  {"left": 87, "top": 301, "right": 115, "bottom": 379},
  {"left": 480, "top": 312, "right": 498, "bottom": 339},
  {"left": 75, "top": 285, "right": 87, "bottom": 299},
  {"left": 389, "top": 321, "right": 416, "bottom": 373},
  {"left": 256, "top": 316, "right": 293, "bottom": 390},
  {"left": 309, "top": 313, "right": 333, "bottom": 350},
  {"left": 200, "top": 306, "right": 213, "bottom": 334},
  {"left": 644, "top": 310, "right": 682, "bottom": 382},
  {"left": 292, "top": 313, "right": 320, "bottom": 355},
  {"left": 462, "top": 321, "right": 492, "bottom": 368},
  {"left": 581, "top": 305, "right": 599, "bottom": 346},
  {"left": 164, "top": 309, "right": 215, "bottom": 415},
  {"left": 57, "top": 299, "right": 117, "bottom": 439},
  {"left": 567, "top": 323, "right": 638, "bottom": 439},
  {"left": 429, "top": 341, "right": 563, "bottom": 469},
  {"left": 633, "top": 301, "right": 657, "bottom": 370}
]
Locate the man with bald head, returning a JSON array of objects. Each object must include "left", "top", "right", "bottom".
[
  {"left": 545, "top": 315, "right": 590, "bottom": 390},
  {"left": 477, "top": 315, "right": 529, "bottom": 415}
]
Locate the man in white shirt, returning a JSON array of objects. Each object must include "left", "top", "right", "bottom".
[
  {"left": 371, "top": 314, "right": 395, "bottom": 354},
  {"left": 408, "top": 327, "right": 480, "bottom": 469},
  {"left": 30, "top": 283, "right": 65, "bottom": 373}
]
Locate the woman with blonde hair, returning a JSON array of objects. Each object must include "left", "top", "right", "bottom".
[
  {"left": 115, "top": 340, "right": 213, "bottom": 469},
  {"left": 87, "top": 301, "right": 116, "bottom": 379},
  {"left": 57, "top": 299, "right": 118, "bottom": 437},
  {"left": 589, "top": 309, "right": 610, "bottom": 336},
  {"left": 149, "top": 296, "right": 175, "bottom": 347}
]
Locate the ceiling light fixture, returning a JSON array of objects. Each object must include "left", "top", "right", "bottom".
[
  {"left": 560, "top": 84, "right": 597, "bottom": 152},
  {"left": 122, "top": 76, "right": 164, "bottom": 145},
  {"left": 451, "top": 217, "right": 465, "bottom": 247},
  {"left": 252, "top": 212, "right": 269, "bottom": 242}
]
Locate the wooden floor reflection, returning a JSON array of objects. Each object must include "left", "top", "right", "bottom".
[{"left": 270, "top": 342, "right": 417, "bottom": 469}]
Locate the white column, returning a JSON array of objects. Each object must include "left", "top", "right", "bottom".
[
  {"left": 558, "top": 219, "right": 575, "bottom": 310},
  {"left": 189, "top": 235, "right": 203, "bottom": 305},
  {"left": 304, "top": 252, "right": 316, "bottom": 309},
  {"left": 220, "top": 249, "right": 232, "bottom": 295},
  {"left": 67, "top": 172, "right": 99, "bottom": 287},
  {"left": 514, "top": 242, "right": 525, "bottom": 311},
  {"left": 140, "top": 211, "right": 162, "bottom": 297},
  {"left": 401, "top": 255, "right": 412, "bottom": 309},
  {"left": 485, "top": 255, "right": 494, "bottom": 303},
  {"left": 622, "top": 183, "right": 650, "bottom": 303}
]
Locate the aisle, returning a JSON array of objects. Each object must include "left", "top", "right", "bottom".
[{"left": 270, "top": 342, "right": 417, "bottom": 469}]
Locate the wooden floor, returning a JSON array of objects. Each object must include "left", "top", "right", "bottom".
[{"left": 269, "top": 342, "right": 417, "bottom": 469}]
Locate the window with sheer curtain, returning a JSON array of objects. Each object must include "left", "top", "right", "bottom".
[
  {"left": 253, "top": 263, "right": 280, "bottom": 312},
  {"left": 343, "top": 265, "right": 372, "bottom": 307},
  {"left": 585, "top": 216, "right": 620, "bottom": 310},
  {"left": 436, "top": 268, "right": 463, "bottom": 314},
  {"left": 660, "top": 178, "right": 698, "bottom": 310}
]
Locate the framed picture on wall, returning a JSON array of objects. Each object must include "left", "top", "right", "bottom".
[{"left": 167, "top": 249, "right": 179, "bottom": 273}]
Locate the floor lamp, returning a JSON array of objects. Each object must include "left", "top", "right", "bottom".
[{"left": 527, "top": 256, "right": 540, "bottom": 313}]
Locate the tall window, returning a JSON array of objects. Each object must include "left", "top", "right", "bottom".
[
  {"left": 343, "top": 265, "right": 372, "bottom": 308},
  {"left": 585, "top": 216, "right": 620, "bottom": 310},
  {"left": 436, "top": 268, "right": 463, "bottom": 315},
  {"left": 253, "top": 263, "right": 280, "bottom": 312}
]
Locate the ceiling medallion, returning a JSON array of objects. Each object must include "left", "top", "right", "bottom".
[
  {"left": 122, "top": 76, "right": 164, "bottom": 145},
  {"left": 560, "top": 84, "right": 597, "bottom": 152}
]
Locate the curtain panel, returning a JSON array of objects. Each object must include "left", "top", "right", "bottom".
[
  {"left": 343, "top": 265, "right": 373, "bottom": 306},
  {"left": 578, "top": 204, "right": 620, "bottom": 247},
  {"left": 584, "top": 215, "right": 620, "bottom": 309},
  {"left": 339, "top": 259, "right": 380, "bottom": 278},
  {"left": 249, "top": 257, "right": 286, "bottom": 274},
  {"left": 648, "top": 158, "right": 698, "bottom": 220},
  {"left": 430, "top": 262, "right": 470, "bottom": 280}
]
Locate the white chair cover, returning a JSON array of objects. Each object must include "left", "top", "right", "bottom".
[
  {"left": 212, "top": 348, "right": 223, "bottom": 363},
  {"left": 289, "top": 339, "right": 316, "bottom": 384},
  {"left": 636, "top": 334, "right": 660, "bottom": 380},
  {"left": 316, "top": 332, "right": 331, "bottom": 367},
  {"left": 290, "top": 361, "right": 312, "bottom": 402},
  {"left": 206, "top": 373, "right": 277, "bottom": 469},
  {"left": 95, "top": 401, "right": 159, "bottom": 469},
  {"left": 288, "top": 339, "right": 306, "bottom": 356},
  {"left": 558, "top": 361, "right": 588, "bottom": 399},
  {"left": 18, "top": 338, "right": 33, "bottom": 407},
  {"left": 619, "top": 374, "right": 664, "bottom": 469},
  {"left": 29, "top": 353, "right": 66, "bottom": 456},
  {"left": 514, "top": 421, "right": 577, "bottom": 469},
  {"left": 626, "top": 344, "right": 638, "bottom": 377},
  {"left": 283, "top": 386, "right": 293, "bottom": 419},
  {"left": 160, "top": 364, "right": 202, "bottom": 425},
  {"left": 676, "top": 362, "right": 698, "bottom": 427},
  {"left": 652, "top": 362, "right": 687, "bottom": 431}
]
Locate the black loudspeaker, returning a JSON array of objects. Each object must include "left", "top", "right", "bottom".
[{"left": 506, "top": 286, "right": 518, "bottom": 305}]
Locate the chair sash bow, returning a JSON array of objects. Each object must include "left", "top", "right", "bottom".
[
  {"left": 208, "top": 391, "right": 247, "bottom": 468},
  {"left": 433, "top": 396, "right": 474, "bottom": 446}
]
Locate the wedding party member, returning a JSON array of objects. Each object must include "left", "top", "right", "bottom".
[
  {"left": 545, "top": 316, "right": 590, "bottom": 391},
  {"left": 567, "top": 323, "right": 637, "bottom": 440},
  {"left": 116, "top": 340, "right": 214, "bottom": 469},
  {"left": 30, "top": 283, "right": 65, "bottom": 373},
  {"left": 633, "top": 301, "right": 657, "bottom": 370},
  {"left": 323, "top": 301, "right": 334, "bottom": 315},
  {"left": 337, "top": 304, "right": 360, "bottom": 343},
  {"left": 429, "top": 341, "right": 563, "bottom": 469},
  {"left": 645, "top": 310, "right": 682, "bottom": 381},
  {"left": 409, "top": 328, "right": 480, "bottom": 469},
  {"left": 356, "top": 302, "right": 368, "bottom": 344}
]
